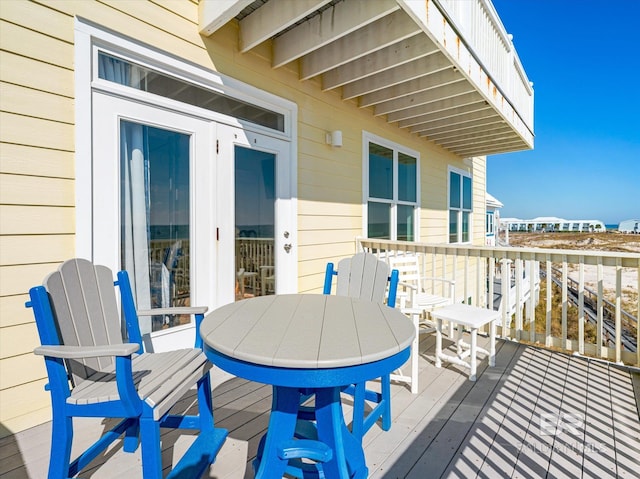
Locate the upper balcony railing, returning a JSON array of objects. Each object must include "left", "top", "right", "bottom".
[
  {"left": 434, "top": 0, "right": 534, "bottom": 131},
  {"left": 357, "top": 237, "right": 640, "bottom": 367}
]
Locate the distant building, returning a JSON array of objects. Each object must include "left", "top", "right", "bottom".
[
  {"left": 501, "top": 217, "right": 606, "bottom": 233},
  {"left": 618, "top": 219, "right": 640, "bottom": 234}
]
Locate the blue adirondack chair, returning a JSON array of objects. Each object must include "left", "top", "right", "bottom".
[
  {"left": 26, "top": 258, "right": 227, "bottom": 479},
  {"left": 322, "top": 252, "right": 399, "bottom": 440}
]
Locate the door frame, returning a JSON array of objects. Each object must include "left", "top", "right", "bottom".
[{"left": 75, "top": 19, "right": 298, "bottom": 347}]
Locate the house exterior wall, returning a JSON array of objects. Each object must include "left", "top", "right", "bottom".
[{"left": 0, "top": 0, "right": 487, "bottom": 435}]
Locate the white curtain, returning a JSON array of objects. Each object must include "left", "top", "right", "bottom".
[{"left": 101, "top": 55, "right": 152, "bottom": 334}]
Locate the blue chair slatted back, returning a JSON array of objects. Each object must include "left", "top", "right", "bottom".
[
  {"left": 29, "top": 259, "right": 144, "bottom": 386},
  {"left": 323, "top": 252, "right": 398, "bottom": 307}
]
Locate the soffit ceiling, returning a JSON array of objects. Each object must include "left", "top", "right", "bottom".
[{"left": 201, "top": 0, "right": 534, "bottom": 158}]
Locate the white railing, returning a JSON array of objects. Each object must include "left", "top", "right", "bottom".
[
  {"left": 357, "top": 238, "right": 640, "bottom": 367},
  {"left": 435, "top": 0, "right": 534, "bottom": 130}
]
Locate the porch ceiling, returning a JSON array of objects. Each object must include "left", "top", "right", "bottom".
[{"left": 199, "top": 0, "right": 534, "bottom": 158}]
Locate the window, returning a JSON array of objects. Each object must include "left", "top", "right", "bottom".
[
  {"left": 365, "top": 134, "right": 419, "bottom": 241},
  {"left": 486, "top": 211, "right": 494, "bottom": 236},
  {"left": 449, "top": 168, "right": 472, "bottom": 243}
]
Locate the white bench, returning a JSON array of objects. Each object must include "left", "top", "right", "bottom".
[{"left": 431, "top": 303, "right": 500, "bottom": 381}]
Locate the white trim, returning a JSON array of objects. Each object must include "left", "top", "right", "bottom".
[
  {"left": 362, "top": 131, "right": 420, "bottom": 241},
  {"left": 74, "top": 24, "right": 93, "bottom": 259}
]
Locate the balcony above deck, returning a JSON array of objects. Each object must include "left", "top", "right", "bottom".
[{"left": 199, "top": 0, "right": 534, "bottom": 157}]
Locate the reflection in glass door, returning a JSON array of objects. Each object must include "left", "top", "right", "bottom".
[
  {"left": 234, "top": 146, "right": 276, "bottom": 300},
  {"left": 120, "top": 120, "right": 191, "bottom": 332}
]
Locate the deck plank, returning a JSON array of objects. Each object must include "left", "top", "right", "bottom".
[
  {"left": 438, "top": 339, "right": 522, "bottom": 477},
  {"left": 582, "top": 359, "right": 618, "bottom": 478},
  {"left": 609, "top": 364, "right": 640, "bottom": 478},
  {"left": 546, "top": 354, "right": 588, "bottom": 478},
  {"left": 473, "top": 344, "right": 540, "bottom": 478}
]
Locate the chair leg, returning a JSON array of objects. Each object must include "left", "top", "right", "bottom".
[
  {"left": 140, "top": 416, "right": 163, "bottom": 479},
  {"left": 48, "top": 414, "right": 73, "bottom": 479},
  {"left": 198, "top": 372, "right": 215, "bottom": 432},
  {"left": 123, "top": 420, "right": 140, "bottom": 453},
  {"left": 380, "top": 374, "right": 391, "bottom": 431},
  {"left": 351, "top": 382, "right": 366, "bottom": 441}
]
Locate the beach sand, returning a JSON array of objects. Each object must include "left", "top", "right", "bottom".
[{"left": 506, "top": 232, "right": 639, "bottom": 312}]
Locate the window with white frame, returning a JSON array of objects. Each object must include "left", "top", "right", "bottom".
[
  {"left": 449, "top": 168, "right": 472, "bottom": 243},
  {"left": 365, "top": 134, "right": 419, "bottom": 241},
  {"left": 486, "top": 211, "right": 494, "bottom": 236}
]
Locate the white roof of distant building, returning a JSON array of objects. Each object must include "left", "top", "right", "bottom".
[
  {"left": 486, "top": 193, "right": 503, "bottom": 208},
  {"left": 530, "top": 216, "right": 565, "bottom": 222}
]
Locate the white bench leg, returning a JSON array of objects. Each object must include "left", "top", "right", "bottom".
[
  {"left": 489, "top": 319, "right": 496, "bottom": 367},
  {"left": 411, "top": 312, "right": 419, "bottom": 393},
  {"left": 435, "top": 318, "right": 443, "bottom": 368},
  {"left": 469, "top": 328, "right": 477, "bottom": 381}
]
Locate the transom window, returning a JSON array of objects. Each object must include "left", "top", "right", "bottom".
[
  {"left": 98, "top": 52, "right": 285, "bottom": 132},
  {"left": 365, "top": 133, "right": 419, "bottom": 241},
  {"left": 449, "top": 168, "right": 472, "bottom": 243}
]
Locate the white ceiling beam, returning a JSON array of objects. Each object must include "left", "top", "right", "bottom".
[
  {"left": 359, "top": 68, "right": 464, "bottom": 107},
  {"left": 320, "top": 34, "right": 438, "bottom": 89},
  {"left": 422, "top": 122, "right": 510, "bottom": 143},
  {"left": 272, "top": 0, "right": 399, "bottom": 68},
  {"left": 300, "top": 10, "right": 421, "bottom": 81},
  {"left": 341, "top": 52, "right": 452, "bottom": 100},
  {"left": 409, "top": 108, "right": 495, "bottom": 133},
  {"left": 394, "top": 93, "right": 485, "bottom": 126},
  {"left": 376, "top": 85, "right": 481, "bottom": 117},
  {"left": 427, "top": 125, "right": 512, "bottom": 143},
  {"left": 440, "top": 130, "right": 517, "bottom": 148},
  {"left": 239, "top": 0, "right": 332, "bottom": 52},
  {"left": 396, "top": 99, "right": 488, "bottom": 128},
  {"left": 453, "top": 140, "right": 525, "bottom": 157},
  {"left": 415, "top": 116, "right": 503, "bottom": 137},
  {"left": 199, "top": 0, "right": 254, "bottom": 36},
  {"left": 384, "top": 83, "right": 476, "bottom": 122},
  {"left": 387, "top": 87, "right": 481, "bottom": 122},
  {"left": 411, "top": 109, "right": 497, "bottom": 134}
]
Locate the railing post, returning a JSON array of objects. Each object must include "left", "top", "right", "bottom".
[
  {"left": 545, "top": 256, "right": 552, "bottom": 348},
  {"left": 515, "top": 257, "right": 522, "bottom": 341},
  {"left": 615, "top": 258, "right": 622, "bottom": 363},
  {"left": 501, "top": 258, "right": 510, "bottom": 337},
  {"left": 561, "top": 259, "right": 569, "bottom": 350},
  {"left": 527, "top": 260, "right": 536, "bottom": 343},
  {"left": 597, "top": 259, "right": 604, "bottom": 358},
  {"left": 578, "top": 258, "right": 585, "bottom": 355}
]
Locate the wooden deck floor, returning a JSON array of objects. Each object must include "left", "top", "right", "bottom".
[{"left": 2, "top": 333, "right": 639, "bottom": 478}]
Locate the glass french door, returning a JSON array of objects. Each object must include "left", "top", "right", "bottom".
[
  {"left": 216, "top": 126, "right": 295, "bottom": 304},
  {"left": 92, "top": 93, "right": 294, "bottom": 350}
]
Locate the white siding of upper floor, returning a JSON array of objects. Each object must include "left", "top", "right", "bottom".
[{"left": 0, "top": 0, "right": 488, "bottom": 435}]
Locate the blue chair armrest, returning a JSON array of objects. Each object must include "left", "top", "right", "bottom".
[{"left": 34, "top": 343, "right": 140, "bottom": 359}]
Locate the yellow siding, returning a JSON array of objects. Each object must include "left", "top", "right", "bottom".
[
  {"left": 0, "top": 0, "right": 489, "bottom": 435},
  {"left": 0, "top": 295, "right": 32, "bottom": 328},
  {"left": 0, "top": 51, "right": 74, "bottom": 97},
  {"left": 1, "top": 112, "right": 74, "bottom": 151},
  {"left": 0, "top": 82, "right": 74, "bottom": 124},
  {"left": 0, "top": 144, "right": 74, "bottom": 178}
]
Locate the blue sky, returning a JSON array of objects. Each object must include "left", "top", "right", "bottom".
[{"left": 487, "top": 0, "right": 640, "bottom": 225}]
